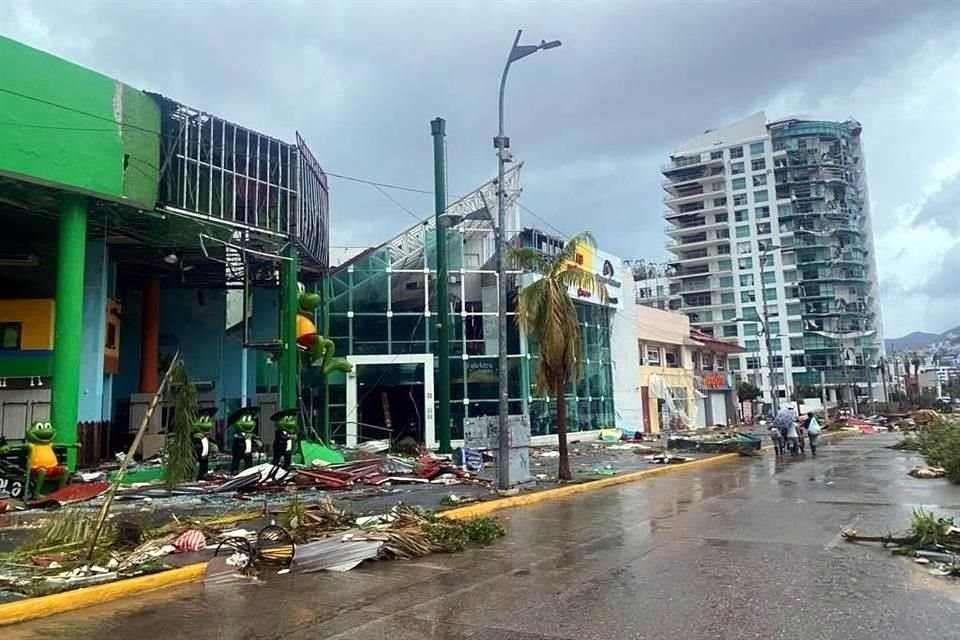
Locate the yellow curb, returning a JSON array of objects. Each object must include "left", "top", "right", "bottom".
[
  {"left": 444, "top": 430, "right": 852, "bottom": 520},
  {"left": 0, "top": 562, "right": 206, "bottom": 627},
  {"left": 0, "top": 429, "right": 854, "bottom": 625},
  {"left": 444, "top": 450, "right": 743, "bottom": 520}
]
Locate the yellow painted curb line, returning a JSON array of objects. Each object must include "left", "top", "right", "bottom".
[
  {"left": 444, "top": 430, "right": 852, "bottom": 520},
  {"left": 443, "top": 450, "right": 742, "bottom": 520},
  {"left": 0, "top": 430, "right": 854, "bottom": 625},
  {"left": 0, "top": 562, "right": 206, "bottom": 627}
]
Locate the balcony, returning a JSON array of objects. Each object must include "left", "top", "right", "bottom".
[
  {"left": 664, "top": 218, "right": 727, "bottom": 235},
  {"left": 679, "top": 278, "right": 713, "bottom": 294},
  {"left": 667, "top": 234, "right": 731, "bottom": 254},
  {"left": 664, "top": 185, "right": 726, "bottom": 208},
  {"left": 661, "top": 166, "right": 725, "bottom": 190},
  {"left": 664, "top": 200, "right": 728, "bottom": 220},
  {"left": 672, "top": 264, "right": 713, "bottom": 278},
  {"left": 661, "top": 154, "right": 724, "bottom": 174}
]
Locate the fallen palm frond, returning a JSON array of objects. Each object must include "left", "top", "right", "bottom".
[
  {"left": 164, "top": 360, "right": 199, "bottom": 489},
  {"left": 843, "top": 509, "right": 960, "bottom": 575}
]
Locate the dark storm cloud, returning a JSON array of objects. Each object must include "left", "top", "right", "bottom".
[
  {"left": 2, "top": 0, "right": 959, "bottom": 335},
  {"left": 913, "top": 171, "right": 960, "bottom": 232}
]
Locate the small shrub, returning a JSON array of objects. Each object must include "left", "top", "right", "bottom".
[{"left": 917, "top": 418, "right": 960, "bottom": 483}]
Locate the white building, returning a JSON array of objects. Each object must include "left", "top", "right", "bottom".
[
  {"left": 634, "top": 275, "right": 671, "bottom": 310},
  {"left": 661, "top": 112, "right": 884, "bottom": 408}
]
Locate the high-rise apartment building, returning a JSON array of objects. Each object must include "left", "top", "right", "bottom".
[{"left": 661, "top": 112, "right": 883, "bottom": 409}]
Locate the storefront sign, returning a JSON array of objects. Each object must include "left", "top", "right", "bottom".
[
  {"left": 702, "top": 373, "right": 730, "bottom": 389},
  {"left": 466, "top": 360, "right": 498, "bottom": 384},
  {"left": 566, "top": 243, "right": 623, "bottom": 309}
]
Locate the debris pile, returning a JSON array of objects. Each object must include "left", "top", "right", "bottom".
[
  {"left": 0, "top": 507, "right": 262, "bottom": 598},
  {"left": 897, "top": 416, "right": 960, "bottom": 484},
  {"left": 667, "top": 431, "right": 761, "bottom": 455},
  {"left": 909, "top": 466, "right": 946, "bottom": 479},
  {"left": 843, "top": 509, "right": 960, "bottom": 578},
  {"left": 0, "top": 496, "right": 506, "bottom": 598}
]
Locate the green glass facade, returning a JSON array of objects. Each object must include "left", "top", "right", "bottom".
[{"left": 324, "top": 239, "right": 616, "bottom": 444}]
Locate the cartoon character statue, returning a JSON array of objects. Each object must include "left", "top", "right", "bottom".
[
  {"left": 270, "top": 408, "right": 299, "bottom": 470},
  {"left": 296, "top": 283, "right": 352, "bottom": 376},
  {"left": 192, "top": 407, "right": 219, "bottom": 480},
  {"left": 228, "top": 407, "right": 261, "bottom": 475},
  {"left": 0, "top": 421, "right": 69, "bottom": 497}
]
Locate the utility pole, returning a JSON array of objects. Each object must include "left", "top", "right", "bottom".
[
  {"left": 431, "top": 117, "right": 452, "bottom": 454},
  {"left": 755, "top": 244, "right": 780, "bottom": 413},
  {"left": 494, "top": 30, "right": 561, "bottom": 489},
  {"left": 878, "top": 357, "right": 889, "bottom": 405},
  {"left": 280, "top": 244, "right": 299, "bottom": 412},
  {"left": 320, "top": 275, "right": 332, "bottom": 444}
]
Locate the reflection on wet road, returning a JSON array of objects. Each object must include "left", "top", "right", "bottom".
[{"left": 6, "top": 434, "right": 960, "bottom": 639}]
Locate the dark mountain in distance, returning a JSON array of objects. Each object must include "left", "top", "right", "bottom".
[{"left": 886, "top": 325, "right": 960, "bottom": 355}]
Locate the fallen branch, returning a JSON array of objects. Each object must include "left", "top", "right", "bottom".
[{"left": 841, "top": 528, "right": 918, "bottom": 545}]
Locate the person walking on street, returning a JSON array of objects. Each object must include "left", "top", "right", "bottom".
[
  {"left": 797, "top": 416, "right": 806, "bottom": 455},
  {"left": 804, "top": 412, "right": 822, "bottom": 457},
  {"left": 785, "top": 415, "right": 800, "bottom": 456},
  {"left": 769, "top": 425, "right": 785, "bottom": 456},
  {"left": 772, "top": 405, "right": 798, "bottom": 456}
]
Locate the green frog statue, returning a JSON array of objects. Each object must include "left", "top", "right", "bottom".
[
  {"left": 296, "top": 283, "right": 352, "bottom": 376},
  {"left": 228, "top": 407, "right": 261, "bottom": 475},
  {"left": 0, "top": 420, "right": 69, "bottom": 497},
  {"left": 192, "top": 407, "right": 219, "bottom": 480},
  {"left": 270, "top": 408, "right": 299, "bottom": 470}
]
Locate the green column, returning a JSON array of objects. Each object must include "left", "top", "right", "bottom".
[
  {"left": 280, "top": 244, "right": 299, "bottom": 411},
  {"left": 51, "top": 194, "right": 87, "bottom": 470},
  {"left": 321, "top": 274, "right": 332, "bottom": 445},
  {"left": 431, "top": 118, "right": 452, "bottom": 454}
]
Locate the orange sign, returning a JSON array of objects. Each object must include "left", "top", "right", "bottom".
[{"left": 703, "top": 373, "right": 728, "bottom": 389}]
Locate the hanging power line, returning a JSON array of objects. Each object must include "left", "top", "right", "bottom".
[
  {"left": 371, "top": 184, "right": 430, "bottom": 224},
  {"left": 325, "top": 172, "right": 433, "bottom": 196}
]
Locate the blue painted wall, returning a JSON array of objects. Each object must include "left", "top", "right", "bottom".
[
  {"left": 78, "top": 239, "right": 109, "bottom": 421},
  {"left": 113, "top": 287, "right": 261, "bottom": 420}
]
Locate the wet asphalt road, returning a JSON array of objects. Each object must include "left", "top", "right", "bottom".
[{"left": 7, "top": 433, "right": 960, "bottom": 639}]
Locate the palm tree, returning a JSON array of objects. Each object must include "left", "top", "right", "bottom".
[{"left": 509, "top": 232, "right": 605, "bottom": 481}]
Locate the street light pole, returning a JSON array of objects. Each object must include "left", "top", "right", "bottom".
[
  {"left": 758, "top": 244, "right": 780, "bottom": 414},
  {"left": 494, "top": 30, "right": 561, "bottom": 490}
]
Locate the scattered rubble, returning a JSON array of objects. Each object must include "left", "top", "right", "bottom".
[
  {"left": 843, "top": 509, "right": 960, "bottom": 578},
  {"left": 909, "top": 466, "right": 947, "bottom": 479}
]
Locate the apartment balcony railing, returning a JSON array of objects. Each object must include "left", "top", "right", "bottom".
[{"left": 661, "top": 154, "right": 723, "bottom": 173}]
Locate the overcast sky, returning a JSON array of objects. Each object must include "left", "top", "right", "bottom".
[{"left": 2, "top": 0, "right": 958, "bottom": 338}]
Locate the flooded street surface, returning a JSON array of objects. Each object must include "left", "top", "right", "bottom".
[{"left": 7, "top": 434, "right": 960, "bottom": 639}]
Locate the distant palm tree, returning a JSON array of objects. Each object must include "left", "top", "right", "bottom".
[{"left": 509, "top": 232, "right": 606, "bottom": 481}]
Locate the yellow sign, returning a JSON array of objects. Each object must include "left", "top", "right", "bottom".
[{"left": 564, "top": 243, "right": 622, "bottom": 308}]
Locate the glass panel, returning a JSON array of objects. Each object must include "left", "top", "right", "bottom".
[
  {"left": 444, "top": 401, "right": 462, "bottom": 441},
  {"left": 391, "top": 314, "right": 426, "bottom": 354},
  {"left": 329, "top": 314, "right": 350, "bottom": 343},
  {"left": 352, "top": 271, "right": 388, "bottom": 314},
  {"left": 465, "top": 357, "right": 498, "bottom": 400},
  {"left": 352, "top": 314, "right": 389, "bottom": 354},
  {"left": 329, "top": 271, "right": 352, "bottom": 314},
  {"left": 391, "top": 272, "right": 425, "bottom": 313}
]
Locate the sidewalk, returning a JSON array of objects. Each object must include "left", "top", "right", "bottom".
[{"left": 0, "top": 438, "right": 722, "bottom": 553}]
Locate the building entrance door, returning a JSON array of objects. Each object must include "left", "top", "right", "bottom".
[{"left": 344, "top": 354, "right": 435, "bottom": 448}]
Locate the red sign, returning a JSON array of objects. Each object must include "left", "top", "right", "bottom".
[{"left": 703, "top": 373, "right": 727, "bottom": 389}]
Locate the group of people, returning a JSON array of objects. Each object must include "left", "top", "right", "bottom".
[{"left": 769, "top": 405, "right": 822, "bottom": 457}]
